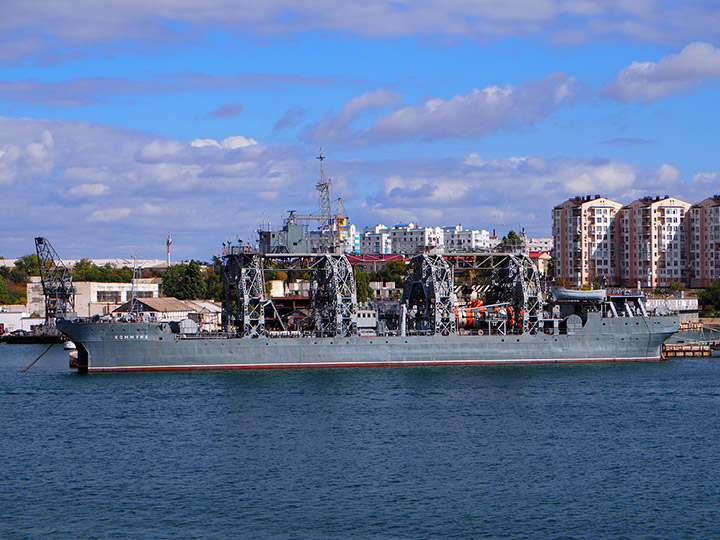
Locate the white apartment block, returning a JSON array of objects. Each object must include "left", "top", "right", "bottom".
[
  {"left": 527, "top": 237, "right": 553, "bottom": 252},
  {"left": 687, "top": 195, "right": 720, "bottom": 288},
  {"left": 553, "top": 195, "right": 623, "bottom": 287},
  {"left": 617, "top": 196, "right": 689, "bottom": 288},
  {"left": 359, "top": 223, "right": 504, "bottom": 255},
  {"left": 337, "top": 222, "right": 360, "bottom": 254},
  {"left": 389, "top": 223, "right": 444, "bottom": 255},
  {"left": 309, "top": 222, "right": 360, "bottom": 254},
  {"left": 360, "top": 225, "right": 392, "bottom": 255},
  {"left": 442, "top": 225, "right": 491, "bottom": 252}
]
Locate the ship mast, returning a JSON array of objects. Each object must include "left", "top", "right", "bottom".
[
  {"left": 129, "top": 254, "right": 141, "bottom": 317},
  {"left": 316, "top": 148, "right": 333, "bottom": 252}
]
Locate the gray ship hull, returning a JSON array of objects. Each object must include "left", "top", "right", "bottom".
[{"left": 57, "top": 313, "right": 678, "bottom": 373}]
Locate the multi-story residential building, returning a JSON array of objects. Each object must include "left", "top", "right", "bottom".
[
  {"left": 344, "top": 224, "right": 361, "bottom": 254},
  {"left": 389, "top": 223, "right": 444, "bottom": 254},
  {"left": 360, "top": 225, "right": 392, "bottom": 255},
  {"left": 553, "top": 195, "right": 623, "bottom": 287},
  {"left": 616, "top": 196, "right": 689, "bottom": 288},
  {"left": 526, "top": 237, "right": 553, "bottom": 252},
  {"left": 442, "top": 225, "right": 491, "bottom": 252},
  {"left": 686, "top": 195, "right": 720, "bottom": 288},
  {"left": 309, "top": 222, "right": 360, "bottom": 254}
]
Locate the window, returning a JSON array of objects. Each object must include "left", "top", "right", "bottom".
[{"left": 97, "top": 291, "right": 121, "bottom": 303}]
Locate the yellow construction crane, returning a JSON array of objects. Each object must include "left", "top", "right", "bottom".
[{"left": 336, "top": 197, "right": 346, "bottom": 249}]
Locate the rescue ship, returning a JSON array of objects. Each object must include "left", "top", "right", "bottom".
[{"left": 56, "top": 249, "right": 678, "bottom": 373}]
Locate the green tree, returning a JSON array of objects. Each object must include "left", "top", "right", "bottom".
[
  {"left": 14, "top": 254, "right": 39, "bottom": 276},
  {"left": 72, "top": 260, "right": 133, "bottom": 283},
  {"left": 265, "top": 270, "right": 288, "bottom": 282},
  {"left": 162, "top": 265, "right": 184, "bottom": 298},
  {"left": 669, "top": 281, "right": 686, "bottom": 292},
  {"left": 355, "top": 267, "right": 373, "bottom": 303},
  {"left": 180, "top": 260, "right": 206, "bottom": 299},
  {"left": 497, "top": 230, "right": 524, "bottom": 252},
  {"left": 698, "top": 280, "right": 720, "bottom": 316},
  {"left": 9, "top": 268, "right": 27, "bottom": 285},
  {"left": 203, "top": 256, "right": 223, "bottom": 301},
  {"left": 163, "top": 261, "right": 221, "bottom": 300},
  {"left": 370, "top": 259, "right": 408, "bottom": 288},
  {"left": 287, "top": 269, "right": 311, "bottom": 282},
  {"left": 546, "top": 257, "right": 555, "bottom": 279},
  {"left": 0, "top": 277, "right": 8, "bottom": 304}
]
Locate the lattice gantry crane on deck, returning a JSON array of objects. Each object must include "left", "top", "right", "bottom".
[{"left": 34, "top": 237, "right": 76, "bottom": 323}]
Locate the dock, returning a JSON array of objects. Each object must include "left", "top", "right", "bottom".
[{"left": 663, "top": 343, "right": 713, "bottom": 357}]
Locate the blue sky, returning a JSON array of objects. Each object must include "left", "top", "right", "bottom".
[{"left": 1, "top": 0, "right": 719, "bottom": 260}]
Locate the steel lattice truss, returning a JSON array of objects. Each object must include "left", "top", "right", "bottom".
[
  {"left": 403, "top": 254, "right": 457, "bottom": 336},
  {"left": 446, "top": 253, "right": 544, "bottom": 332},
  {"left": 219, "top": 250, "right": 544, "bottom": 338},
  {"left": 34, "top": 237, "right": 75, "bottom": 323},
  {"left": 222, "top": 250, "right": 267, "bottom": 337},
  {"left": 309, "top": 254, "right": 357, "bottom": 337}
]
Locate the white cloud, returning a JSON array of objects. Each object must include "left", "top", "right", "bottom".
[
  {"left": 0, "top": 145, "right": 21, "bottom": 186},
  {"left": 221, "top": 136, "right": 258, "bottom": 149},
  {"left": 88, "top": 208, "right": 132, "bottom": 222},
  {"left": 302, "top": 88, "right": 403, "bottom": 144},
  {"left": 692, "top": 171, "right": 717, "bottom": 183},
  {"left": 190, "top": 138, "right": 221, "bottom": 148},
  {"left": 0, "top": 130, "right": 56, "bottom": 185},
  {"left": 138, "top": 203, "right": 163, "bottom": 215},
  {"left": 305, "top": 74, "right": 585, "bottom": 146},
  {"left": 135, "top": 140, "right": 185, "bottom": 162},
  {"left": 0, "top": 116, "right": 314, "bottom": 258},
  {"left": 561, "top": 163, "right": 636, "bottom": 194},
  {"left": 603, "top": 42, "right": 720, "bottom": 102},
  {"left": 190, "top": 136, "right": 258, "bottom": 149},
  {"left": 357, "top": 153, "right": 701, "bottom": 234},
  {"left": 64, "top": 183, "right": 109, "bottom": 198},
  {"left": 383, "top": 175, "right": 471, "bottom": 203},
  {"left": 0, "top": 115, "right": 713, "bottom": 260},
  {"left": 655, "top": 163, "right": 681, "bottom": 185},
  {"left": 2, "top": 1, "right": 719, "bottom": 63}
]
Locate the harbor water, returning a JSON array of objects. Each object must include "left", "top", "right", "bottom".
[{"left": 2, "top": 343, "right": 720, "bottom": 539}]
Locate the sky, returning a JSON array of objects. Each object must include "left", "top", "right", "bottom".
[{"left": 1, "top": 0, "right": 719, "bottom": 261}]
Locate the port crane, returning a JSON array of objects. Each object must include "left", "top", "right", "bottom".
[{"left": 34, "top": 237, "right": 76, "bottom": 323}]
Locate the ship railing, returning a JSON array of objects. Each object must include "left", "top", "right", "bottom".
[
  {"left": 267, "top": 330, "right": 303, "bottom": 338},
  {"left": 179, "top": 330, "right": 311, "bottom": 339},
  {"left": 178, "top": 331, "right": 238, "bottom": 340}
]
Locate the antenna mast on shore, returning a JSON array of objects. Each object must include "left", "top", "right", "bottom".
[{"left": 166, "top": 233, "right": 172, "bottom": 268}]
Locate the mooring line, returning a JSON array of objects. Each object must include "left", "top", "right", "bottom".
[{"left": 21, "top": 343, "right": 55, "bottom": 373}]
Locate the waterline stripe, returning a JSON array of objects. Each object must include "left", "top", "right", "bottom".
[{"left": 86, "top": 356, "right": 666, "bottom": 372}]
